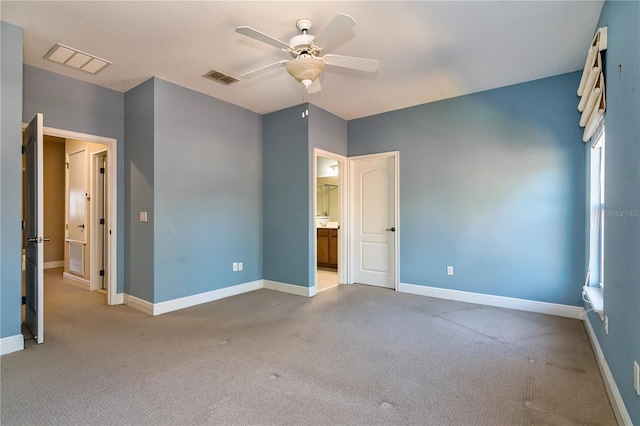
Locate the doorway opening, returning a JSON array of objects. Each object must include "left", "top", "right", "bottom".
[
  {"left": 21, "top": 119, "right": 119, "bottom": 344},
  {"left": 314, "top": 149, "right": 348, "bottom": 293}
]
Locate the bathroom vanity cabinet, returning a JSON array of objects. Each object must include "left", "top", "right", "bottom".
[{"left": 317, "top": 228, "right": 338, "bottom": 269}]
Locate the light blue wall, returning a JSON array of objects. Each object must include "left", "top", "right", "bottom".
[
  {"left": 153, "top": 79, "right": 262, "bottom": 302},
  {"left": 263, "top": 105, "right": 310, "bottom": 287},
  {"left": 22, "top": 65, "right": 126, "bottom": 293},
  {"left": 308, "top": 105, "right": 348, "bottom": 285},
  {"left": 124, "top": 78, "right": 155, "bottom": 301},
  {"left": 349, "top": 72, "right": 585, "bottom": 305},
  {"left": 587, "top": 1, "right": 640, "bottom": 423},
  {"left": 1, "top": 21, "right": 24, "bottom": 339},
  {"left": 308, "top": 104, "right": 348, "bottom": 157}
]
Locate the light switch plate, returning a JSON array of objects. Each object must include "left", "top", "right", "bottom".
[
  {"left": 447, "top": 266, "right": 453, "bottom": 276},
  {"left": 238, "top": 262, "right": 243, "bottom": 271}
]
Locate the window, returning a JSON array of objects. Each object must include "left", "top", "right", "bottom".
[
  {"left": 590, "top": 126, "right": 605, "bottom": 287},
  {"left": 583, "top": 123, "right": 605, "bottom": 315}
]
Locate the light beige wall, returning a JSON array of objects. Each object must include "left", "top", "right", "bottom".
[
  {"left": 64, "top": 139, "right": 107, "bottom": 281},
  {"left": 43, "top": 136, "right": 65, "bottom": 264}
]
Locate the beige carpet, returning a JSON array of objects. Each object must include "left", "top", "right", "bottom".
[{"left": 1, "top": 269, "right": 616, "bottom": 425}]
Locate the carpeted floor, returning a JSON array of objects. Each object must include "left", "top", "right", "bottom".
[{"left": 1, "top": 269, "right": 616, "bottom": 425}]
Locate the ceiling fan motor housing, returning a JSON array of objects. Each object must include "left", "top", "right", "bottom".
[{"left": 289, "top": 34, "right": 318, "bottom": 56}]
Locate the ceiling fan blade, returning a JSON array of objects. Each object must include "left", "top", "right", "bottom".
[
  {"left": 240, "top": 60, "right": 289, "bottom": 79},
  {"left": 236, "top": 26, "right": 291, "bottom": 51},
  {"left": 307, "top": 79, "right": 321, "bottom": 94},
  {"left": 323, "top": 54, "right": 379, "bottom": 72},
  {"left": 312, "top": 13, "right": 356, "bottom": 50}
]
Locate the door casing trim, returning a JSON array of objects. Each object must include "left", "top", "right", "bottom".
[
  {"left": 22, "top": 123, "right": 119, "bottom": 305},
  {"left": 313, "top": 149, "right": 348, "bottom": 288}
]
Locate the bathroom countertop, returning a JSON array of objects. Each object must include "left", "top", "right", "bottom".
[{"left": 317, "top": 222, "right": 339, "bottom": 229}]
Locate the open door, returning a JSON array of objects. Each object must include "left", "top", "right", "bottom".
[{"left": 24, "top": 113, "right": 45, "bottom": 344}]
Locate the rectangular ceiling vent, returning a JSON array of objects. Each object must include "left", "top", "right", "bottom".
[
  {"left": 44, "top": 43, "right": 111, "bottom": 75},
  {"left": 203, "top": 69, "right": 239, "bottom": 85}
]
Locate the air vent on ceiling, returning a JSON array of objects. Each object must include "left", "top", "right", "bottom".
[
  {"left": 44, "top": 43, "right": 111, "bottom": 75},
  {"left": 203, "top": 69, "right": 239, "bottom": 85}
]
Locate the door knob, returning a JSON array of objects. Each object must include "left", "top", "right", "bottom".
[
  {"left": 27, "top": 237, "right": 50, "bottom": 243},
  {"left": 386, "top": 227, "right": 396, "bottom": 232},
  {"left": 77, "top": 224, "right": 85, "bottom": 229}
]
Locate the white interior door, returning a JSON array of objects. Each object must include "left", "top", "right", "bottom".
[
  {"left": 67, "top": 149, "right": 87, "bottom": 242},
  {"left": 24, "top": 113, "right": 45, "bottom": 344},
  {"left": 351, "top": 153, "right": 398, "bottom": 289}
]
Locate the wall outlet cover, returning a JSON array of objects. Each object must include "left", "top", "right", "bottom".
[{"left": 446, "top": 266, "right": 453, "bottom": 276}]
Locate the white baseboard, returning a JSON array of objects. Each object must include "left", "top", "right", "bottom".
[
  {"left": 63, "top": 272, "right": 90, "bottom": 289},
  {"left": 583, "top": 317, "right": 632, "bottom": 425},
  {"left": 44, "top": 260, "right": 64, "bottom": 269},
  {"left": 0, "top": 334, "right": 24, "bottom": 356},
  {"left": 153, "top": 280, "right": 263, "bottom": 315},
  {"left": 123, "top": 279, "right": 316, "bottom": 316},
  {"left": 398, "top": 283, "right": 585, "bottom": 319},
  {"left": 111, "top": 292, "right": 124, "bottom": 305},
  {"left": 264, "top": 280, "right": 315, "bottom": 297},
  {"left": 123, "top": 294, "right": 154, "bottom": 315}
]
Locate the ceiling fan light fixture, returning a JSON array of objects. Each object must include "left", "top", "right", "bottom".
[{"left": 286, "top": 56, "right": 325, "bottom": 84}]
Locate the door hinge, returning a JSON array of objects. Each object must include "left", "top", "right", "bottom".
[
  {"left": 21, "top": 220, "right": 25, "bottom": 230},
  {"left": 65, "top": 162, "right": 69, "bottom": 169},
  {"left": 100, "top": 218, "right": 105, "bottom": 225},
  {"left": 22, "top": 296, "right": 26, "bottom": 305},
  {"left": 100, "top": 167, "right": 105, "bottom": 174},
  {"left": 65, "top": 224, "right": 68, "bottom": 230},
  {"left": 99, "top": 270, "right": 105, "bottom": 277},
  {"left": 21, "top": 145, "right": 26, "bottom": 154}
]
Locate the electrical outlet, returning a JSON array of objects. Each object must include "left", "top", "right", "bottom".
[
  {"left": 447, "top": 266, "right": 454, "bottom": 276},
  {"left": 634, "top": 361, "right": 639, "bottom": 396},
  {"left": 604, "top": 315, "right": 608, "bottom": 334},
  {"left": 232, "top": 262, "right": 238, "bottom": 272},
  {"left": 238, "top": 262, "right": 243, "bottom": 271},
  {"left": 139, "top": 211, "right": 148, "bottom": 222}
]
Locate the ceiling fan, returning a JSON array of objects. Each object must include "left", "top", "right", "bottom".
[{"left": 236, "top": 13, "right": 379, "bottom": 93}]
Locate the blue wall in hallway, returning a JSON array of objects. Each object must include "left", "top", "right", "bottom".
[
  {"left": 0, "top": 22, "right": 24, "bottom": 339},
  {"left": 586, "top": 1, "right": 640, "bottom": 423},
  {"left": 348, "top": 72, "right": 585, "bottom": 306}
]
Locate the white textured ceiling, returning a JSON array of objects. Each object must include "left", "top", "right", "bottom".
[{"left": 1, "top": 1, "right": 603, "bottom": 120}]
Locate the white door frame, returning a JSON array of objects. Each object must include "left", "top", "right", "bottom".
[
  {"left": 23, "top": 123, "right": 120, "bottom": 305},
  {"left": 313, "top": 149, "right": 348, "bottom": 289},
  {"left": 348, "top": 151, "right": 400, "bottom": 290},
  {"left": 90, "top": 148, "right": 108, "bottom": 293}
]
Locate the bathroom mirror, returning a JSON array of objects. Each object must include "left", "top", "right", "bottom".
[{"left": 316, "top": 156, "right": 339, "bottom": 221}]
